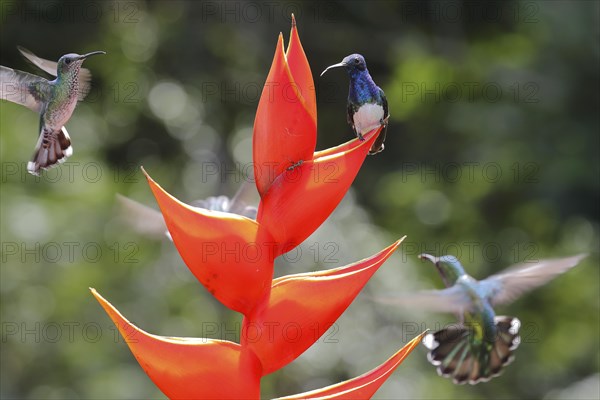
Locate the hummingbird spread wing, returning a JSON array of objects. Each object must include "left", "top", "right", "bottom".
[
  {"left": 76, "top": 68, "right": 93, "bottom": 101},
  {"left": 28, "top": 126, "right": 73, "bottom": 175},
  {"left": 479, "top": 254, "right": 587, "bottom": 306},
  {"left": 17, "top": 46, "right": 93, "bottom": 101},
  {"left": 346, "top": 102, "right": 357, "bottom": 136},
  {"left": 190, "top": 196, "right": 231, "bottom": 212},
  {"left": 116, "top": 182, "right": 259, "bottom": 241},
  {"left": 115, "top": 194, "right": 169, "bottom": 239},
  {"left": 372, "top": 285, "right": 474, "bottom": 314},
  {"left": 188, "top": 181, "right": 259, "bottom": 219},
  {"left": 380, "top": 87, "right": 389, "bottom": 120},
  {"left": 17, "top": 46, "right": 59, "bottom": 77},
  {"left": 0, "top": 66, "right": 51, "bottom": 112},
  {"left": 228, "top": 180, "right": 259, "bottom": 219}
]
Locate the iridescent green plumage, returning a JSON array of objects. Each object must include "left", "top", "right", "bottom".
[{"left": 375, "top": 253, "right": 586, "bottom": 384}]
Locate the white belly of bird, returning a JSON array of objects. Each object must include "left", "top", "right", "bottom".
[{"left": 353, "top": 103, "right": 384, "bottom": 135}]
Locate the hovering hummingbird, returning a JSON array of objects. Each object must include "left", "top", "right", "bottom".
[
  {"left": 375, "top": 253, "right": 586, "bottom": 384},
  {"left": 321, "top": 54, "right": 389, "bottom": 155},
  {"left": 116, "top": 180, "right": 259, "bottom": 240},
  {"left": 0, "top": 46, "right": 105, "bottom": 175}
]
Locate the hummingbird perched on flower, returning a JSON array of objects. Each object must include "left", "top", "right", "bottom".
[
  {"left": 374, "top": 253, "right": 586, "bottom": 384},
  {"left": 0, "top": 46, "right": 105, "bottom": 175},
  {"left": 321, "top": 54, "right": 389, "bottom": 155}
]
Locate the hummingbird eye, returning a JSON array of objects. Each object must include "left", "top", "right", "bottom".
[
  {"left": 354, "top": 58, "right": 360, "bottom": 64},
  {"left": 65, "top": 58, "right": 72, "bottom": 65}
]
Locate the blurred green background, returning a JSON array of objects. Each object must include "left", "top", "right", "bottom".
[{"left": 1, "top": 0, "right": 598, "bottom": 399}]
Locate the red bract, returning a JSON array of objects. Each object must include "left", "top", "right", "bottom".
[
  {"left": 91, "top": 289, "right": 262, "bottom": 399},
  {"left": 275, "top": 331, "right": 427, "bottom": 400},
  {"left": 243, "top": 239, "right": 405, "bottom": 375},
  {"left": 285, "top": 15, "right": 316, "bottom": 126},
  {"left": 253, "top": 15, "right": 317, "bottom": 197},
  {"left": 94, "top": 16, "right": 420, "bottom": 400},
  {"left": 143, "top": 168, "right": 274, "bottom": 316},
  {"left": 257, "top": 130, "right": 380, "bottom": 254}
]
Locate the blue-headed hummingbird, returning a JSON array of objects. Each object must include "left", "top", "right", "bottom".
[{"left": 321, "top": 54, "right": 389, "bottom": 155}]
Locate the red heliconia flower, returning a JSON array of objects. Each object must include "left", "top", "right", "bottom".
[
  {"left": 252, "top": 14, "right": 382, "bottom": 254},
  {"left": 141, "top": 125, "right": 380, "bottom": 315},
  {"left": 94, "top": 285, "right": 424, "bottom": 399},
  {"left": 141, "top": 16, "right": 383, "bottom": 316},
  {"left": 94, "top": 16, "right": 417, "bottom": 400}
]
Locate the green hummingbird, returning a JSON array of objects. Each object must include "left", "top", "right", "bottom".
[
  {"left": 0, "top": 46, "right": 105, "bottom": 175},
  {"left": 375, "top": 253, "right": 586, "bottom": 384}
]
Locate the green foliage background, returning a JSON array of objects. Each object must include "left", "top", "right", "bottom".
[{"left": 1, "top": 1, "right": 598, "bottom": 398}]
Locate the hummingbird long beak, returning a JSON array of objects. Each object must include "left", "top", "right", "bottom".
[
  {"left": 320, "top": 61, "right": 346, "bottom": 77},
  {"left": 77, "top": 51, "right": 106, "bottom": 60},
  {"left": 419, "top": 253, "right": 452, "bottom": 288},
  {"left": 418, "top": 253, "right": 439, "bottom": 264}
]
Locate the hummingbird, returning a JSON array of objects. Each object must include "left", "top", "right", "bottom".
[
  {"left": 116, "top": 180, "right": 259, "bottom": 240},
  {"left": 321, "top": 54, "right": 389, "bottom": 155},
  {"left": 374, "top": 253, "right": 586, "bottom": 384},
  {"left": 0, "top": 46, "right": 105, "bottom": 175}
]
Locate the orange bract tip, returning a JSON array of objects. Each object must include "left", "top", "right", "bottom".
[
  {"left": 91, "top": 289, "right": 262, "bottom": 399},
  {"left": 253, "top": 21, "right": 317, "bottom": 197},
  {"left": 275, "top": 331, "right": 427, "bottom": 399},
  {"left": 313, "top": 125, "right": 384, "bottom": 160}
]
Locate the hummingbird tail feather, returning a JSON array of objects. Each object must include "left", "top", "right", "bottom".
[
  {"left": 491, "top": 315, "right": 521, "bottom": 368},
  {"left": 28, "top": 126, "right": 73, "bottom": 175},
  {"left": 423, "top": 316, "right": 520, "bottom": 385},
  {"left": 368, "top": 125, "right": 387, "bottom": 155}
]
